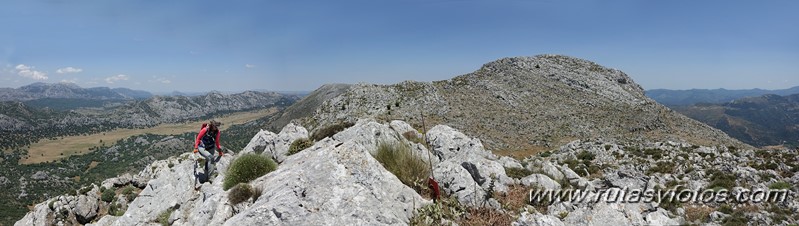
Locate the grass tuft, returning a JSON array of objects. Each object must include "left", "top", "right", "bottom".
[
  {"left": 504, "top": 167, "right": 532, "bottom": 179},
  {"left": 373, "top": 142, "right": 430, "bottom": 193},
  {"left": 228, "top": 183, "right": 254, "bottom": 205}
]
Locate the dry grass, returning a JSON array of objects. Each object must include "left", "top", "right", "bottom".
[
  {"left": 495, "top": 185, "right": 530, "bottom": 214},
  {"left": 85, "top": 161, "right": 100, "bottom": 172},
  {"left": 493, "top": 146, "right": 549, "bottom": 160},
  {"left": 684, "top": 205, "right": 714, "bottom": 223},
  {"left": 373, "top": 142, "right": 430, "bottom": 194},
  {"left": 458, "top": 207, "right": 513, "bottom": 226},
  {"left": 21, "top": 108, "right": 278, "bottom": 164}
]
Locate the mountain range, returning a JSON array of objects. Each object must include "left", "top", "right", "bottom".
[
  {"left": 672, "top": 93, "right": 799, "bottom": 147},
  {"left": 0, "top": 82, "right": 153, "bottom": 101},
  {"left": 646, "top": 86, "right": 799, "bottom": 106}
]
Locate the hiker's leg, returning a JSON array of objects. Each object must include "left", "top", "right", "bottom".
[
  {"left": 198, "top": 147, "right": 213, "bottom": 174},
  {"left": 206, "top": 147, "right": 216, "bottom": 176}
]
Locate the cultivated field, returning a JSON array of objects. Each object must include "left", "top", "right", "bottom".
[{"left": 20, "top": 108, "right": 278, "bottom": 164}]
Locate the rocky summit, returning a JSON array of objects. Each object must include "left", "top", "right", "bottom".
[
  {"left": 303, "top": 55, "right": 746, "bottom": 151},
  {"left": 17, "top": 119, "right": 799, "bottom": 225}
]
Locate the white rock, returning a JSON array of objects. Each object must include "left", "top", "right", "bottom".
[
  {"left": 521, "top": 174, "right": 561, "bottom": 190},
  {"left": 264, "top": 123, "right": 309, "bottom": 163},
  {"left": 513, "top": 211, "right": 566, "bottom": 226},
  {"left": 332, "top": 118, "right": 401, "bottom": 155}
]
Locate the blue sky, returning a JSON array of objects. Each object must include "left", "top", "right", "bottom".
[{"left": 1, "top": 0, "right": 797, "bottom": 93}]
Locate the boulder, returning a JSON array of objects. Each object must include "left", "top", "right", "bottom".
[
  {"left": 240, "top": 129, "right": 277, "bottom": 154},
  {"left": 14, "top": 202, "right": 52, "bottom": 226},
  {"left": 389, "top": 120, "right": 419, "bottom": 139},
  {"left": 433, "top": 160, "right": 487, "bottom": 207},
  {"left": 427, "top": 125, "right": 491, "bottom": 161},
  {"left": 521, "top": 174, "right": 561, "bottom": 190},
  {"left": 332, "top": 118, "right": 401, "bottom": 155},
  {"left": 264, "top": 123, "right": 309, "bottom": 163},
  {"left": 498, "top": 156, "right": 523, "bottom": 169},
  {"left": 73, "top": 193, "right": 99, "bottom": 224}
]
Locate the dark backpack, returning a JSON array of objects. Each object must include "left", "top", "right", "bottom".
[{"left": 199, "top": 123, "right": 217, "bottom": 148}]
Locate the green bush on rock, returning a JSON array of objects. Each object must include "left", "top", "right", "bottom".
[{"left": 223, "top": 153, "right": 277, "bottom": 190}]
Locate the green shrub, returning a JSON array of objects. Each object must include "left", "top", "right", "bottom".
[
  {"left": 288, "top": 138, "right": 313, "bottom": 156},
  {"left": 373, "top": 142, "right": 430, "bottom": 192},
  {"left": 576, "top": 151, "right": 595, "bottom": 161},
  {"left": 769, "top": 181, "right": 791, "bottom": 190},
  {"left": 538, "top": 151, "right": 552, "bottom": 158},
  {"left": 707, "top": 169, "right": 736, "bottom": 190},
  {"left": 108, "top": 201, "right": 125, "bottom": 216},
  {"left": 228, "top": 183, "right": 254, "bottom": 205},
  {"left": 504, "top": 167, "right": 532, "bottom": 179},
  {"left": 79, "top": 186, "right": 92, "bottom": 195},
  {"left": 722, "top": 211, "right": 747, "bottom": 226},
  {"left": 101, "top": 188, "right": 116, "bottom": 202},
  {"left": 223, "top": 153, "right": 277, "bottom": 190},
  {"left": 648, "top": 161, "right": 676, "bottom": 174},
  {"left": 121, "top": 185, "right": 134, "bottom": 195},
  {"left": 718, "top": 204, "right": 733, "bottom": 214},
  {"left": 310, "top": 122, "right": 354, "bottom": 141}
]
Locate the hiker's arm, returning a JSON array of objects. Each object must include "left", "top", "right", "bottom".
[
  {"left": 194, "top": 127, "right": 207, "bottom": 149},
  {"left": 216, "top": 131, "right": 221, "bottom": 149}
]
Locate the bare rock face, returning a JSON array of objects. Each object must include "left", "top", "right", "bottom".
[
  {"left": 240, "top": 122, "right": 309, "bottom": 163},
  {"left": 240, "top": 129, "right": 278, "bottom": 155}
]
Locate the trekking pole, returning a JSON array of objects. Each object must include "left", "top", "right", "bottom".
[
  {"left": 421, "top": 111, "right": 441, "bottom": 204},
  {"left": 421, "top": 111, "right": 434, "bottom": 180}
]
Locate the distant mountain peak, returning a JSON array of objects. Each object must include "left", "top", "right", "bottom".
[{"left": 299, "top": 55, "right": 745, "bottom": 150}]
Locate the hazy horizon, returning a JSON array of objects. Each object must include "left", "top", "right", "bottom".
[{"left": 1, "top": 1, "right": 797, "bottom": 93}]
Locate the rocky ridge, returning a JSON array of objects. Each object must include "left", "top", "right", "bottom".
[
  {"left": 303, "top": 55, "right": 747, "bottom": 150},
  {"left": 18, "top": 119, "right": 797, "bottom": 225}
]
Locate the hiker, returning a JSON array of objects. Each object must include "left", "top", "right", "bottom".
[{"left": 193, "top": 120, "right": 223, "bottom": 182}]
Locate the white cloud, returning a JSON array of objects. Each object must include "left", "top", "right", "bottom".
[
  {"left": 105, "top": 74, "right": 129, "bottom": 84},
  {"left": 15, "top": 64, "right": 48, "bottom": 80},
  {"left": 155, "top": 77, "right": 171, "bottom": 84},
  {"left": 56, "top": 67, "right": 83, "bottom": 74},
  {"left": 245, "top": 64, "right": 256, "bottom": 68}
]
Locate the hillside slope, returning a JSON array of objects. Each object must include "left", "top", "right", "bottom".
[{"left": 304, "top": 55, "right": 746, "bottom": 150}]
